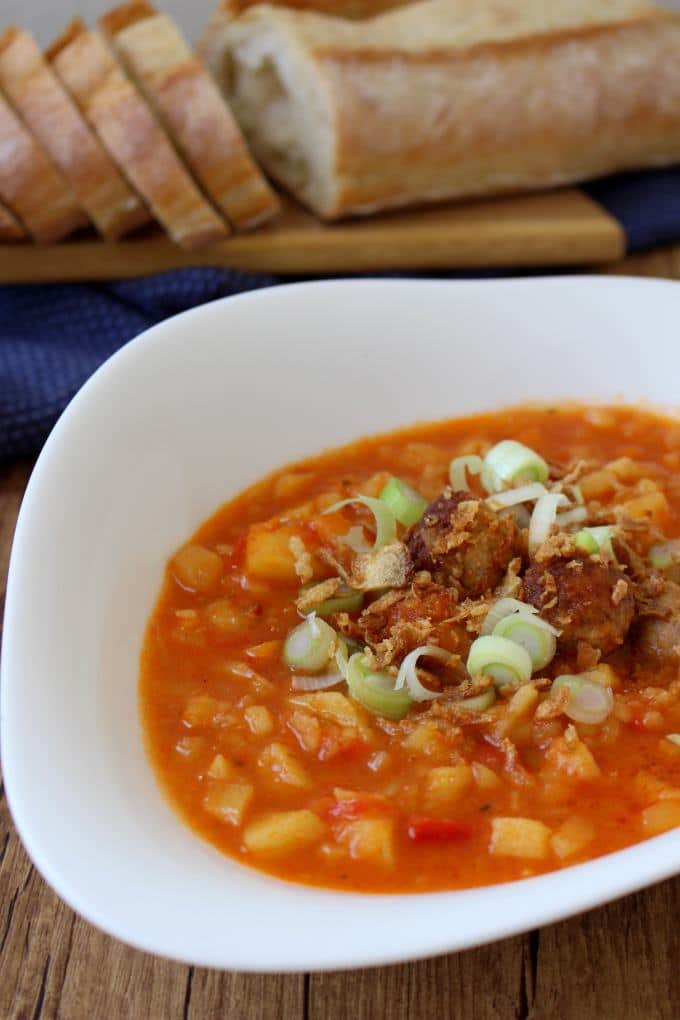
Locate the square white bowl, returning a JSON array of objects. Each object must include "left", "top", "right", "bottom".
[{"left": 2, "top": 277, "right": 680, "bottom": 971}]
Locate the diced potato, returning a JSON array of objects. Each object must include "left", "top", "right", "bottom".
[
  {"left": 288, "top": 710, "right": 322, "bottom": 753},
  {"left": 244, "top": 810, "right": 325, "bottom": 854},
  {"left": 175, "top": 735, "right": 206, "bottom": 759},
  {"left": 642, "top": 800, "right": 680, "bottom": 835},
  {"left": 245, "top": 523, "right": 302, "bottom": 582},
  {"left": 424, "top": 764, "right": 473, "bottom": 813},
  {"left": 551, "top": 816, "right": 595, "bottom": 859},
  {"left": 622, "top": 490, "right": 669, "bottom": 527},
  {"left": 172, "top": 544, "right": 223, "bottom": 593},
  {"left": 490, "top": 817, "right": 552, "bottom": 859},
  {"left": 633, "top": 771, "right": 680, "bottom": 805},
  {"left": 272, "top": 471, "right": 314, "bottom": 500},
  {"left": 244, "top": 705, "right": 275, "bottom": 736},
  {"left": 245, "top": 640, "right": 283, "bottom": 661},
  {"left": 543, "top": 728, "right": 601, "bottom": 781},
  {"left": 608, "top": 457, "right": 647, "bottom": 482},
  {"left": 290, "top": 692, "right": 373, "bottom": 741},
  {"left": 207, "top": 753, "right": 233, "bottom": 779},
  {"left": 472, "top": 762, "right": 502, "bottom": 792},
  {"left": 203, "top": 783, "right": 253, "bottom": 825},
  {"left": 182, "top": 694, "right": 226, "bottom": 727},
  {"left": 580, "top": 469, "right": 618, "bottom": 502},
  {"left": 494, "top": 684, "right": 539, "bottom": 737},
  {"left": 259, "top": 742, "right": 311, "bottom": 788},
  {"left": 402, "top": 722, "right": 447, "bottom": 757},
  {"left": 205, "top": 599, "right": 247, "bottom": 635},
  {"left": 337, "top": 818, "right": 395, "bottom": 868}
]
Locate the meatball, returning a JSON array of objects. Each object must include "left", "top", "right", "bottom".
[
  {"left": 407, "top": 490, "right": 520, "bottom": 597},
  {"left": 353, "top": 582, "right": 469, "bottom": 669},
  {"left": 523, "top": 554, "right": 635, "bottom": 655},
  {"left": 634, "top": 579, "right": 680, "bottom": 663}
]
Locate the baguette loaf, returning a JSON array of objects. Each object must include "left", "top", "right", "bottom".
[
  {"left": 0, "top": 200, "right": 27, "bottom": 241},
  {"left": 0, "top": 26, "right": 149, "bottom": 240},
  {"left": 48, "top": 20, "right": 229, "bottom": 249},
  {"left": 101, "top": 2, "right": 279, "bottom": 231},
  {"left": 0, "top": 89, "right": 87, "bottom": 242},
  {"left": 216, "top": 0, "right": 680, "bottom": 220}
]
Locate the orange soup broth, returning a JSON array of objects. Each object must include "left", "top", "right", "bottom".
[{"left": 140, "top": 404, "right": 680, "bottom": 892}]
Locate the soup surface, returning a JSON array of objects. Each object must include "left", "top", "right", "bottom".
[{"left": 141, "top": 404, "right": 680, "bottom": 892}]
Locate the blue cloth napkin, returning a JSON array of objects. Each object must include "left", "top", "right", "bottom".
[{"left": 2, "top": 167, "right": 680, "bottom": 463}]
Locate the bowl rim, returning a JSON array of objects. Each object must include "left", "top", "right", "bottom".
[{"left": 3, "top": 275, "right": 680, "bottom": 972}]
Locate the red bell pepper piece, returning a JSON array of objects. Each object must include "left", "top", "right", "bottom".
[{"left": 406, "top": 817, "right": 472, "bottom": 843}]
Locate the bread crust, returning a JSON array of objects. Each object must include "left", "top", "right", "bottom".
[
  {"left": 0, "top": 89, "right": 87, "bottom": 242},
  {"left": 49, "top": 19, "right": 229, "bottom": 249},
  {"left": 0, "top": 200, "right": 27, "bottom": 241},
  {"left": 102, "top": 3, "right": 279, "bottom": 230},
  {"left": 0, "top": 26, "right": 149, "bottom": 240},
  {"left": 220, "top": 0, "right": 680, "bottom": 219}
]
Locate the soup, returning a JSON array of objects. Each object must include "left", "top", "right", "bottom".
[{"left": 140, "top": 404, "right": 680, "bottom": 892}]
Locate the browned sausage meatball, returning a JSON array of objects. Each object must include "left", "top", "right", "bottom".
[
  {"left": 523, "top": 554, "right": 635, "bottom": 655},
  {"left": 407, "top": 490, "right": 520, "bottom": 597},
  {"left": 634, "top": 579, "right": 680, "bottom": 663}
]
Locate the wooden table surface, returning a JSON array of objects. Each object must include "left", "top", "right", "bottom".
[{"left": 2, "top": 246, "right": 680, "bottom": 1020}]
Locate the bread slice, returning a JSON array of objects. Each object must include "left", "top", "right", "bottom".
[
  {"left": 48, "top": 20, "right": 229, "bottom": 249},
  {"left": 0, "top": 200, "right": 27, "bottom": 241},
  {"left": 216, "top": 0, "right": 680, "bottom": 220},
  {"left": 0, "top": 88, "right": 87, "bottom": 242},
  {"left": 0, "top": 26, "right": 149, "bottom": 240},
  {"left": 101, "top": 2, "right": 279, "bottom": 231}
]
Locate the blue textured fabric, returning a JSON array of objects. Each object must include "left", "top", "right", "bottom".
[{"left": 3, "top": 166, "right": 680, "bottom": 462}]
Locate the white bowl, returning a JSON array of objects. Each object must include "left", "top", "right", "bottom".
[{"left": 3, "top": 277, "right": 680, "bottom": 972}]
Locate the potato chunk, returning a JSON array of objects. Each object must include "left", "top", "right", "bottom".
[
  {"left": 244, "top": 810, "right": 325, "bottom": 854},
  {"left": 550, "top": 816, "right": 595, "bottom": 859},
  {"left": 259, "top": 742, "right": 311, "bottom": 788},
  {"left": 203, "top": 783, "right": 253, "bottom": 825},
  {"left": 337, "top": 818, "right": 395, "bottom": 868},
  {"left": 490, "top": 817, "right": 552, "bottom": 859},
  {"left": 424, "top": 764, "right": 472, "bottom": 813},
  {"left": 244, "top": 705, "right": 275, "bottom": 736},
  {"left": 642, "top": 800, "right": 680, "bottom": 835},
  {"left": 245, "top": 523, "right": 301, "bottom": 582}
]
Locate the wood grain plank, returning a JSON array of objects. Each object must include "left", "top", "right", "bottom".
[
  {"left": 187, "top": 969, "right": 305, "bottom": 1020},
  {"left": 0, "top": 189, "right": 625, "bottom": 282}
]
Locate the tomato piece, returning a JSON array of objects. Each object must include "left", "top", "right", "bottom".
[{"left": 406, "top": 817, "right": 472, "bottom": 843}]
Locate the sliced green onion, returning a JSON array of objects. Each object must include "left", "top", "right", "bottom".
[
  {"left": 466, "top": 635, "right": 533, "bottom": 689},
  {"left": 298, "top": 581, "right": 364, "bottom": 618},
  {"left": 575, "top": 526, "right": 615, "bottom": 561},
  {"left": 481, "top": 597, "right": 537, "bottom": 636},
  {"left": 649, "top": 540, "right": 680, "bottom": 570},
  {"left": 394, "top": 645, "right": 452, "bottom": 702},
  {"left": 449, "top": 455, "right": 484, "bottom": 492},
  {"left": 379, "top": 476, "right": 427, "bottom": 527},
  {"left": 528, "top": 492, "right": 568, "bottom": 554},
  {"left": 346, "top": 653, "right": 413, "bottom": 719},
  {"left": 493, "top": 614, "right": 557, "bottom": 671},
  {"left": 324, "top": 496, "right": 397, "bottom": 552},
  {"left": 486, "top": 482, "right": 548, "bottom": 511},
  {"left": 556, "top": 506, "right": 588, "bottom": 528},
  {"left": 484, "top": 440, "right": 549, "bottom": 486},
  {"left": 666, "top": 733, "right": 680, "bottom": 748},
  {"left": 283, "top": 615, "right": 337, "bottom": 672},
  {"left": 454, "top": 688, "right": 497, "bottom": 712},
  {"left": 551, "top": 674, "right": 614, "bottom": 725}
]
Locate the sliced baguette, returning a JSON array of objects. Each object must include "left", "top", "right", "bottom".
[
  {"left": 0, "top": 89, "right": 87, "bottom": 242},
  {"left": 0, "top": 200, "right": 27, "bottom": 241},
  {"left": 198, "top": 0, "right": 405, "bottom": 76},
  {"left": 48, "top": 20, "right": 229, "bottom": 250},
  {"left": 101, "top": 2, "right": 279, "bottom": 231},
  {"left": 218, "top": 0, "right": 680, "bottom": 220},
  {"left": 0, "top": 26, "right": 149, "bottom": 240}
]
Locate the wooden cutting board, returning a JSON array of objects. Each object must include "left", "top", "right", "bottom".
[{"left": 0, "top": 187, "right": 625, "bottom": 282}]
